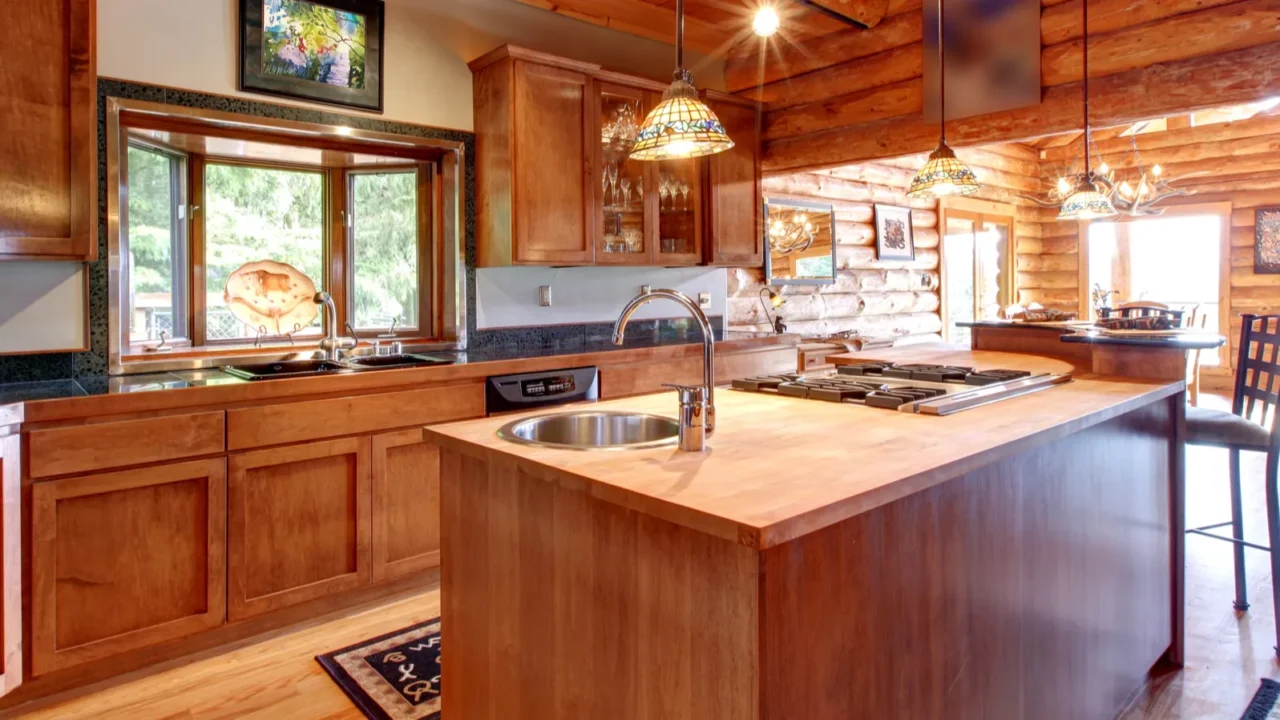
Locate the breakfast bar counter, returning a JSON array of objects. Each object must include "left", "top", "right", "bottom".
[{"left": 425, "top": 349, "right": 1186, "bottom": 720}]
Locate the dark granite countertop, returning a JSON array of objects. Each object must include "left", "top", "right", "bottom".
[
  {"left": 956, "top": 320, "right": 1091, "bottom": 331},
  {"left": 1059, "top": 331, "right": 1227, "bottom": 350},
  {"left": 0, "top": 330, "right": 786, "bottom": 406}
]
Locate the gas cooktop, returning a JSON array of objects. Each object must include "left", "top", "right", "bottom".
[{"left": 731, "top": 362, "right": 1071, "bottom": 415}]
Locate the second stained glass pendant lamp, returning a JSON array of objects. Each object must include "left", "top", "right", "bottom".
[
  {"left": 630, "top": 0, "right": 734, "bottom": 161},
  {"left": 908, "top": 0, "right": 981, "bottom": 199},
  {"left": 1056, "top": 0, "right": 1117, "bottom": 220}
]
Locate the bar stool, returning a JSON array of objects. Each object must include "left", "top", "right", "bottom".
[{"left": 1185, "top": 313, "right": 1280, "bottom": 654}]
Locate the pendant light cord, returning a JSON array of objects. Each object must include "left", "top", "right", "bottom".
[
  {"left": 939, "top": 0, "right": 946, "bottom": 145},
  {"left": 1082, "top": 0, "right": 1090, "bottom": 176},
  {"left": 676, "top": 0, "right": 685, "bottom": 74}
]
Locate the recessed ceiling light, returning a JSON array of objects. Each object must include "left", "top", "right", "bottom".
[{"left": 752, "top": 7, "right": 780, "bottom": 37}]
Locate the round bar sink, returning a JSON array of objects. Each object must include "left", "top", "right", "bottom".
[{"left": 497, "top": 411, "right": 680, "bottom": 451}]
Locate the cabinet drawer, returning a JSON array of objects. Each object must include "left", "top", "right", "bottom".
[
  {"left": 28, "top": 412, "right": 226, "bottom": 479},
  {"left": 226, "top": 383, "right": 484, "bottom": 450}
]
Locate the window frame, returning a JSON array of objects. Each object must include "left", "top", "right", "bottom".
[
  {"left": 340, "top": 164, "right": 435, "bottom": 339},
  {"left": 1078, "top": 201, "right": 1233, "bottom": 368},
  {"left": 122, "top": 139, "right": 192, "bottom": 349},
  {"left": 938, "top": 198, "right": 1018, "bottom": 344}
]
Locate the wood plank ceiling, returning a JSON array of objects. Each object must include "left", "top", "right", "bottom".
[{"left": 517, "top": 0, "right": 1280, "bottom": 175}]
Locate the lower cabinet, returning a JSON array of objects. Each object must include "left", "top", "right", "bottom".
[
  {"left": 227, "top": 437, "right": 371, "bottom": 621},
  {"left": 371, "top": 429, "right": 442, "bottom": 581},
  {"left": 30, "top": 458, "right": 227, "bottom": 675}
]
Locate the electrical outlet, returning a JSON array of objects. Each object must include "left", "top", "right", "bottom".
[
  {"left": 698, "top": 292, "right": 712, "bottom": 309},
  {"left": 538, "top": 286, "right": 552, "bottom": 307}
]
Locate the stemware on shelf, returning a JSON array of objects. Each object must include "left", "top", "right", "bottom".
[
  {"left": 620, "top": 177, "right": 632, "bottom": 209},
  {"left": 678, "top": 181, "right": 690, "bottom": 212},
  {"left": 607, "top": 162, "right": 619, "bottom": 208}
]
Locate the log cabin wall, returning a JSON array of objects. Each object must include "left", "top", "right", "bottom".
[
  {"left": 742, "top": 0, "right": 1280, "bottom": 175},
  {"left": 727, "top": 143, "right": 1040, "bottom": 341},
  {"left": 1020, "top": 111, "right": 1280, "bottom": 378}
]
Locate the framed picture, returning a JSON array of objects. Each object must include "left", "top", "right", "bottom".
[
  {"left": 239, "top": 0, "right": 385, "bottom": 112},
  {"left": 874, "top": 204, "right": 915, "bottom": 262},
  {"left": 1256, "top": 207, "right": 1280, "bottom": 274}
]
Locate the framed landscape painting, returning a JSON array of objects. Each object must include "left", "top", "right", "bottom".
[
  {"left": 1256, "top": 207, "right": 1280, "bottom": 274},
  {"left": 240, "top": 0, "right": 385, "bottom": 112},
  {"left": 874, "top": 204, "right": 916, "bottom": 262}
]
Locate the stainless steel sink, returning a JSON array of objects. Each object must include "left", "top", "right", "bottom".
[
  {"left": 497, "top": 411, "right": 680, "bottom": 451},
  {"left": 222, "top": 359, "right": 350, "bottom": 381},
  {"left": 345, "top": 354, "right": 455, "bottom": 370}
]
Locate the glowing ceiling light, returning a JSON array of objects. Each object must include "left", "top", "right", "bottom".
[{"left": 752, "top": 7, "right": 780, "bottom": 37}]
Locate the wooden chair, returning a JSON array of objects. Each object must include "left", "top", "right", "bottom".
[
  {"left": 1184, "top": 304, "right": 1206, "bottom": 406},
  {"left": 1186, "top": 313, "right": 1280, "bottom": 655}
]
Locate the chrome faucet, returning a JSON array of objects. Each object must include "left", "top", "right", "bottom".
[
  {"left": 613, "top": 289, "right": 715, "bottom": 451},
  {"left": 314, "top": 292, "right": 357, "bottom": 361}
]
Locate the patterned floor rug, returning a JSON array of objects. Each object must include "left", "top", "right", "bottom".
[
  {"left": 316, "top": 618, "right": 441, "bottom": 720},
  {"left": 1243, "top": 679, "right": 1280, "bottom": 720}
]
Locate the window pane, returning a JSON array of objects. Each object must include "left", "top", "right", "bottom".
[
  {"left": 350, "top": 171, "right": 420, "bottom": 330},
  {"left": 204, "top": 164, "right": 325, "bottom": 341},
  {"left": 126, "top": 145, "right": 184, "bottom": 343}
]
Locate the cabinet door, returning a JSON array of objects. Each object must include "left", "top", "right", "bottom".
[
  {"left": 0, "top": 433, "right": 20, "bottom": 696},
  {"left": 30, "top": 458, "right": 227, "bottom": 675},
  {"left": 228, "top": 437, "right": 370, "bottom": 620},
  {"left": 596, "top": 83, "right": 655, "bottom": 265},
  {"left": 371, "top": 430, "right": 441, "bottom": 582},
  {"left": 705, "top": 99, "right": 763, "bottom": 267},
  {"left": 0, "top": 0, "right": 97, "bottom": 259},
  {"left": 512, "top": 61, "right": 594, "bottom": 265}
]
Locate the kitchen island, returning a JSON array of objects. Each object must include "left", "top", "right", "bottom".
[{"left": 424, "top": 350, "right": 1184, "bottom": 720}]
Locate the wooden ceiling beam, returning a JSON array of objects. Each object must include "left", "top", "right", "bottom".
[
  {"left": 510, "top": 0, "right": 728, "bottom": 55},
  {"left": 1042, "top": 112, "right": 1280, "bottom": 162},
  {"left": 723, "top": 3, "right": 921, "bottom": 92},
  {"left": 762, "top": 40, "right": 1280, "bottom": 173},
  {"left": 1041, "top": 0, "right": 1280, "bottom": 88},
  {"left": 1040, "top": 0, "right": 1240, "bottom": 47}
]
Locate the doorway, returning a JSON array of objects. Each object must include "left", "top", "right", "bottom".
[{"left": 942, "top": 206, "right": 1014, "bottom": 345}]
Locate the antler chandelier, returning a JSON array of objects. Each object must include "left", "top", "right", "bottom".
[
  {"left": 767, "top": 210, "right": 816, "bottom": 254},
  {"left": 1020, "top": 132, "right": 1193, "bottom": 217}
]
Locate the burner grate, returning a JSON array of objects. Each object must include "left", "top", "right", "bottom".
[{"left": 965, "top": 369, "right": 1033, "bottom": 386}]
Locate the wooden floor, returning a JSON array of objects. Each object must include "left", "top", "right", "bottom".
[{"left": 12, "top": 395, "right": 1280, "bottom": 719}]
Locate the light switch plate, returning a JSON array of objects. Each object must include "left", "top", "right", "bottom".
[
  {"left": 538, "top": 286, "right": 552, "bottom": 307},
  {"left": 698, "top": 292, "right": 711, "bottom": 309}
]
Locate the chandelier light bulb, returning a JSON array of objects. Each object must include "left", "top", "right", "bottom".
[
  {"left": 1152, "top": 163, "right": 1163, "bottom": 177},
  {"left": 1098, "top": 162, "right": 1110, "bottom": 176},
  {"left": 1057, "top": 177, "right": 1072, "bottom": 194},
  {"left": 752, "top": 7, "right": 781, "bottom": 37},
  {"left": 1119, "top": 181, "right": 1134, "bottom": 198}
]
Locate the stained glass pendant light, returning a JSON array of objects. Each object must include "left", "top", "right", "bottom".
[
  {"left": 1057, "top": 0, "right": 1116, "bottom": 220},
  {"left": 629, "top": 0, "right": 734, "bottom": 161},
  {"left": 908, "top": 0, "right": 981, "bottom": 199}
]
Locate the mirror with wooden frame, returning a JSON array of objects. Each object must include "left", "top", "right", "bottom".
[{"left": 763, "top": 198, "right": 837, "bottom": 286}]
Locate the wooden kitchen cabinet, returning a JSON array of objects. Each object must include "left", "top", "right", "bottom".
[
  {"left": 227, "top": 437, "right": 371, "bottom": 620},
  {"left": 472, "top": 45, "right": 762, "bottom": 269},
  {"left": 0, "top": 418, "right": 21, "bottom": 696},
  {"left": 371, "top": 429, "right": 442, "bottom": 582},
  {"left": 704, "top": 94, "right": 763, "bottom": 267},
  {"left": 0, "top": 0, "right": 97, "bottom": 260},
  {"left": 30, "top": 458, "right": 227, "bottom": 675},
  {"left": 473, "top": 47, "right": 596, "bottom": 266}
]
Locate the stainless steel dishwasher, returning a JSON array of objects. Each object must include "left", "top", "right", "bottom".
[{"left": 484, "top": 366, "right": 600, "bottom": 416}]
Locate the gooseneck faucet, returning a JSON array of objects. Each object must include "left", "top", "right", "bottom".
[
  {"left": 314, "top": 292, "right": 357, "bottom": 361},
  {"left": 613, "top": 289, "right": 715, "bottom": 451}
]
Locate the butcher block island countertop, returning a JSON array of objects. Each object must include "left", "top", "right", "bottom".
[
  {"left": 423, "top": 350, "right": 1181, "bottom": 549},
  {"left": 426, "top": 348, "right": 1187, "bottom": 720}
]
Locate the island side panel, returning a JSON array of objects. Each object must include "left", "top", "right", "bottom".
[
  {"left": 759, "top": 397, "right": 1176, "bottom": 720},
  {"left": 440, "top": 449, "right": 760, "bottom": 720}
]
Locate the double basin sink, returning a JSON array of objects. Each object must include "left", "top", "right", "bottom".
[{"left": 222, "top": 353, "right": 453, "bottom": 381}]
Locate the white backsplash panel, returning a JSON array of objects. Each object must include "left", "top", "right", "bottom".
[{"left": 476, "top": 266, "right": 728, "bottom": 329}]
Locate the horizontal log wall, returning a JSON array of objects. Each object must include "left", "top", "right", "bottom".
[
  {"left": 744, "top": 0, "right": 1280, "bottom": 174},
  {"left": 1020, "top": 114, "right": 1280, "bottom": 362},
  {"left": 730, "top": 143, "right": 1041, "bottom": 340}
]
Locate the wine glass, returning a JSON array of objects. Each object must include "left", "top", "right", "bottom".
[
  {"left": 637, "top": 177, "right": 645, "bottom": 206},
  {"left": 659, "top": 172, "right": 671, "bottom": 210},
  {"left": 678, "top": 181, "right": 691, "bottom": 211},
  {"left": 607, "top": 162, "right": 619, "bottom": 208},
  {"left": 602, "top": 167, "right": 610, "bottom": 207},
  {"left": 620, "top": 177, "right": 632, "bottom": 209}
]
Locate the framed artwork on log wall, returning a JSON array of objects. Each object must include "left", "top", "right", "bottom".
[
  {"left": 1255, "top": 207, "right": 1280, "bottom": 274},
  {"left": 875, "top": 204, "right": 916, "bottom": 262},
  {"left": 239, "top": 0, "right": 386, "bottom": 112}
]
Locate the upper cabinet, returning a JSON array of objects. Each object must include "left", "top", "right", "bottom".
[
  {"left": 0, "top": 0, "right": 97, "bottom": 260},
  {"left": 470, "top": 46, "right": 761, "bottom": 269}
]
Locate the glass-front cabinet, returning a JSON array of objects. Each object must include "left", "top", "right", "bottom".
[{"left": 593, "top": 82, "right": 703, "bottom": 266}]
